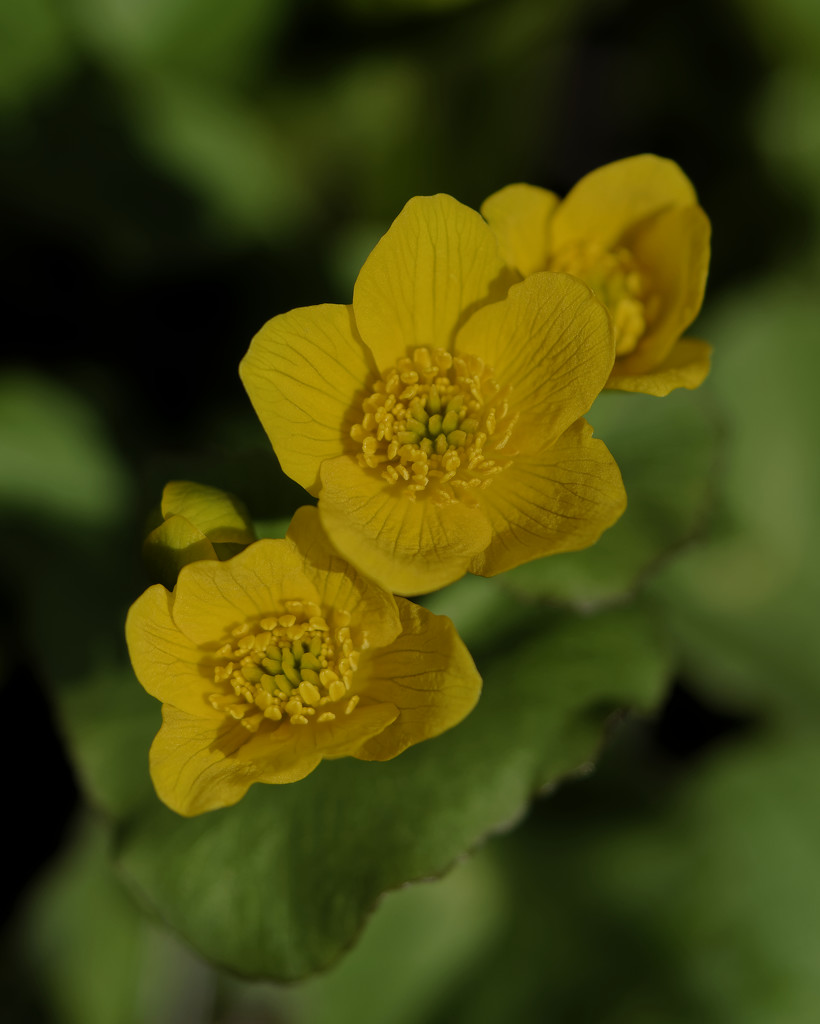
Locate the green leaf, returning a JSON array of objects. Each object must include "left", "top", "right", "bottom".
[
  {"left": 115, "top": 603, "right": 672, "bottom": 980},
  {"left": 21, "top": 814, "right": 213, "bottom": 1024},
  {"left": 500, "top": 387, "right": 718, "bottom": 607},
  {"left": 0, "top": 0, "right": 73, "bottom": 111},
  {"left": 54, "top": 663, "right": 159, "bottom": 818},
  {"left": 648, "top": 280, "right": 820, "bottom": 719},
  {"left": 0, "top": 372, "right": 131, "bottom": 529},
  {"left": 439, "top": 728, "right": 820, "bottom": 1024}
]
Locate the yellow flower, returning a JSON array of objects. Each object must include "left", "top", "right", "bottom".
[
  {"left": 481, "top": 155, "right": 712, "bottom": 396},
  {"left": 126, "top": 506, "right": 481, "bottom": 816},
  {"left": 240, "top": 194, "right": 626, "bottom": 596}
]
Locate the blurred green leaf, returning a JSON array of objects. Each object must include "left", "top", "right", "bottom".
[
  {"left": 64, "top": 0, "right": 288, "bottom": 85},
  {"left": 735, "top": 0, "right": 820, "bottom": 64},
  {"left": 0, "top": 372, "right": 131, "bottom": 528},
  {"left": 128, "top": 76, "right": 312, "bottom": 240},
  {"left": 440, "top": 728, "right": 820, "bottom": 1024},
  {"left": 0, "top": 0, "right": 73, "bottom": 110},
  {"left": 649, "top": 280, "right": 820, "bottom": 718},
  {"left": 114, "top": 603, "right": 671, "bottom": 980},
  {"left": 499, "top": 388, "right": 718, "bottom": 608},
  {"left": 339, "top": 0, "right": 481, "bottom": 16},
  {"left": 281, "top": 849, "right": 504, "bottom": 1024},
  {"left": 757, "top": 68, "right": 820, "bottom": 220},
  {"left": 55, "top": 663, "right": 159, "bottom": 818},
  {"left": 21, "top": 814, "right": 217, "bottom": 1024}
]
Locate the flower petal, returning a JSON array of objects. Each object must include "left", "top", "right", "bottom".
[
  {"left": 142, "top": 515, "right": 218, "bottom": 590},
  {"left": 551, "top": 154, "right": 698, "bottom": 250},
  {"left": 242, "top": 702, "right": 400, "bottom": 767},
  {"left": 616, "top": 204, "right": 711, "bottom": 374},
  {"left": 353, "top": 599, "right": 482, "bottom": 761},
  {"left": 352, "top": 194, "right": 511, "bottom": 370},
  {"left": 608, "top": 338, "right": 712, "bottom": 395},
  {"left": 126, "top": 584, "right": 217, "bottom": 716},
  {"left": 469, "top": 419, "right": 626, "bottom": 576},
  {"left": 149, "top": 708, "right": 269, "bottom": 816},
  {"left": 318, "top": 456, "right": 492, "bottom": 595},
  {"left": 285, "top": 505, "right": 402, "bottom": 649},
  {"left": 240, "top": 304, "right": 374, "bottom": 494},
  {"left": 455, "top": 272, "right": 614, "bottom": 446},
  {"left": 171, "top": 539, "right": 319, "bottom": 646},
  {"left": 150, "top": 701, "right": 400, "bottom": 816},
  {"left": 480, "top": 183, "right": 559, "bottom": 275},
  {"left": 160, "top": 480, "right": 255, "bottom": 544}
]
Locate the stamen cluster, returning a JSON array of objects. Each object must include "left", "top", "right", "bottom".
[
  {"left": 351, "top": 346, "right": 518, "bottom": 505},
  {"left": 550, "top": 241, "right": 659, "bottom": 357},
  {"left": 207, "top": 599, "right": 359, "bottom": 731}
]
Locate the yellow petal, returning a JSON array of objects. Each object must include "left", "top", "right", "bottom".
[
  {"left": 126, "top": 584, "right": 217, "bottom": 716},
  {"left": 480, "top": 183, "right": 559, "bottom": 275},
  {"left": 551, "top": 154, "right": 698, "bottom": 250},
  {"left": 240, "top": 304, "right": 374, "bottom": 494},
  {"left": 142, "top": 515, "right": 218, "bottom": 589},
  {"left": 354, "top": 599, "right": 481, "bottom": 761},
  {"left": 455, "top": 272, "right": 614, "bottom": 447},
  {"left": 160, "top": 480, "right": 255, "bottom": 544},
  {"left": 149, "top": 708, "right": 268, "bottom": 816},
  {"left": 285, "top": 506, "right": 402, "bottom": 649},
  {"left": 242, "top": 702, "right": 400, "bottom": 767},
  {"left": 318, "top": 456, "right": 492, "bottom": 596},
  {"left": 607, "top": 338, "right": 712, "bottom": 395},
  {"left": 352, "top": 194, "right": 511, "bottom": 371},
  {"left": 469, "top": 419, "right": 626, "bottom": 576},
  {"left": 171, "top": 539, "right": 319, "bottom": 646},
  {"left": 616, "top": 204, "right": 711, "bottom": 374}
]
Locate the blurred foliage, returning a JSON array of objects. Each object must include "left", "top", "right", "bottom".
[
  {"left": 2, "top": 0, "right": 819, "bottom": 1017},
  {"left": 501, "top": 388, "right": 718, "bottom": 608}
]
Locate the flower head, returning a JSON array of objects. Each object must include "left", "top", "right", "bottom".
[
  {"left": 481, "top": 155, "right": 712, "bottom": 396},
  {"left": 126, "top": 506, "right": 481, "bottom": 816},
  {"left": 240, "top": 194, "right": 626, "bottom": 595}
]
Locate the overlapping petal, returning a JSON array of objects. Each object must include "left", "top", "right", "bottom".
[
  {"left": 160, "top": 481, "right": 255, "bottom": 545},
  {"left": 171, "top": 539, "right": 319, "bottom": 646},
  {"left": 149, "top": 709, "right": 269, "bottom": 817},
  {"left": 286, "top": 504, "right": 402, "bottom": 649},
  {"left": 318, "top": 456, "right": 492, "bottom": 595},
  {"left": 352, "top": 194, "right": 511, "bottom": 370},
  {"left": 608, "top": 338, "right": 712, "bottom": 396},
  {"left": 454, "top": 272, "right": 614, "bottom": 447},
  {"left": 616, "top": 204, "right": 711, "bottom": 375},
  {"left": 126, "top": 584, "right": 215, "bottom": 715},
  {"left": 354, "top": 600, "right": 482, "bottom": 761},
  {"left": 480, "top": 183, "right": 558, "bottom": 275},
  {"left": 240, "top": 304, "right": 374, "bottom": 494},
  {"left": 550, "top": 154, "right": 698, "bottom": 250},
  {"left": 469, "top": 419, "right": 627, "bottom": 577}
]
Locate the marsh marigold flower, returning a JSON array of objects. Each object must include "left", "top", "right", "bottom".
[
  {"left": 240, "top": 194, "right": 626, "bottom": 596},
  {"left": 481, "top": 155, "right": 712, "bottom": 396},
  {"left": 126, "top": 506, "right": 481, "bottom": 816}
]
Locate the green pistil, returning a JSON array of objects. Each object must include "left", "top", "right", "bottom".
[
  {"left": 257, "top": 637, "right": 329, "bottom": 695},
  {"left": 399, "top": 394, "right": 475, "bottom": 449}
]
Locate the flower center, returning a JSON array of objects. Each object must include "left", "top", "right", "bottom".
[
  {"left": 350, "top": 346, "right": 518, "bottom": 506},
  {"left": 549, "top": 241, "right": 659, "bottom": 357},
  {"left": 206, "top": 599, "right": 359, "bottom": 731}
]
